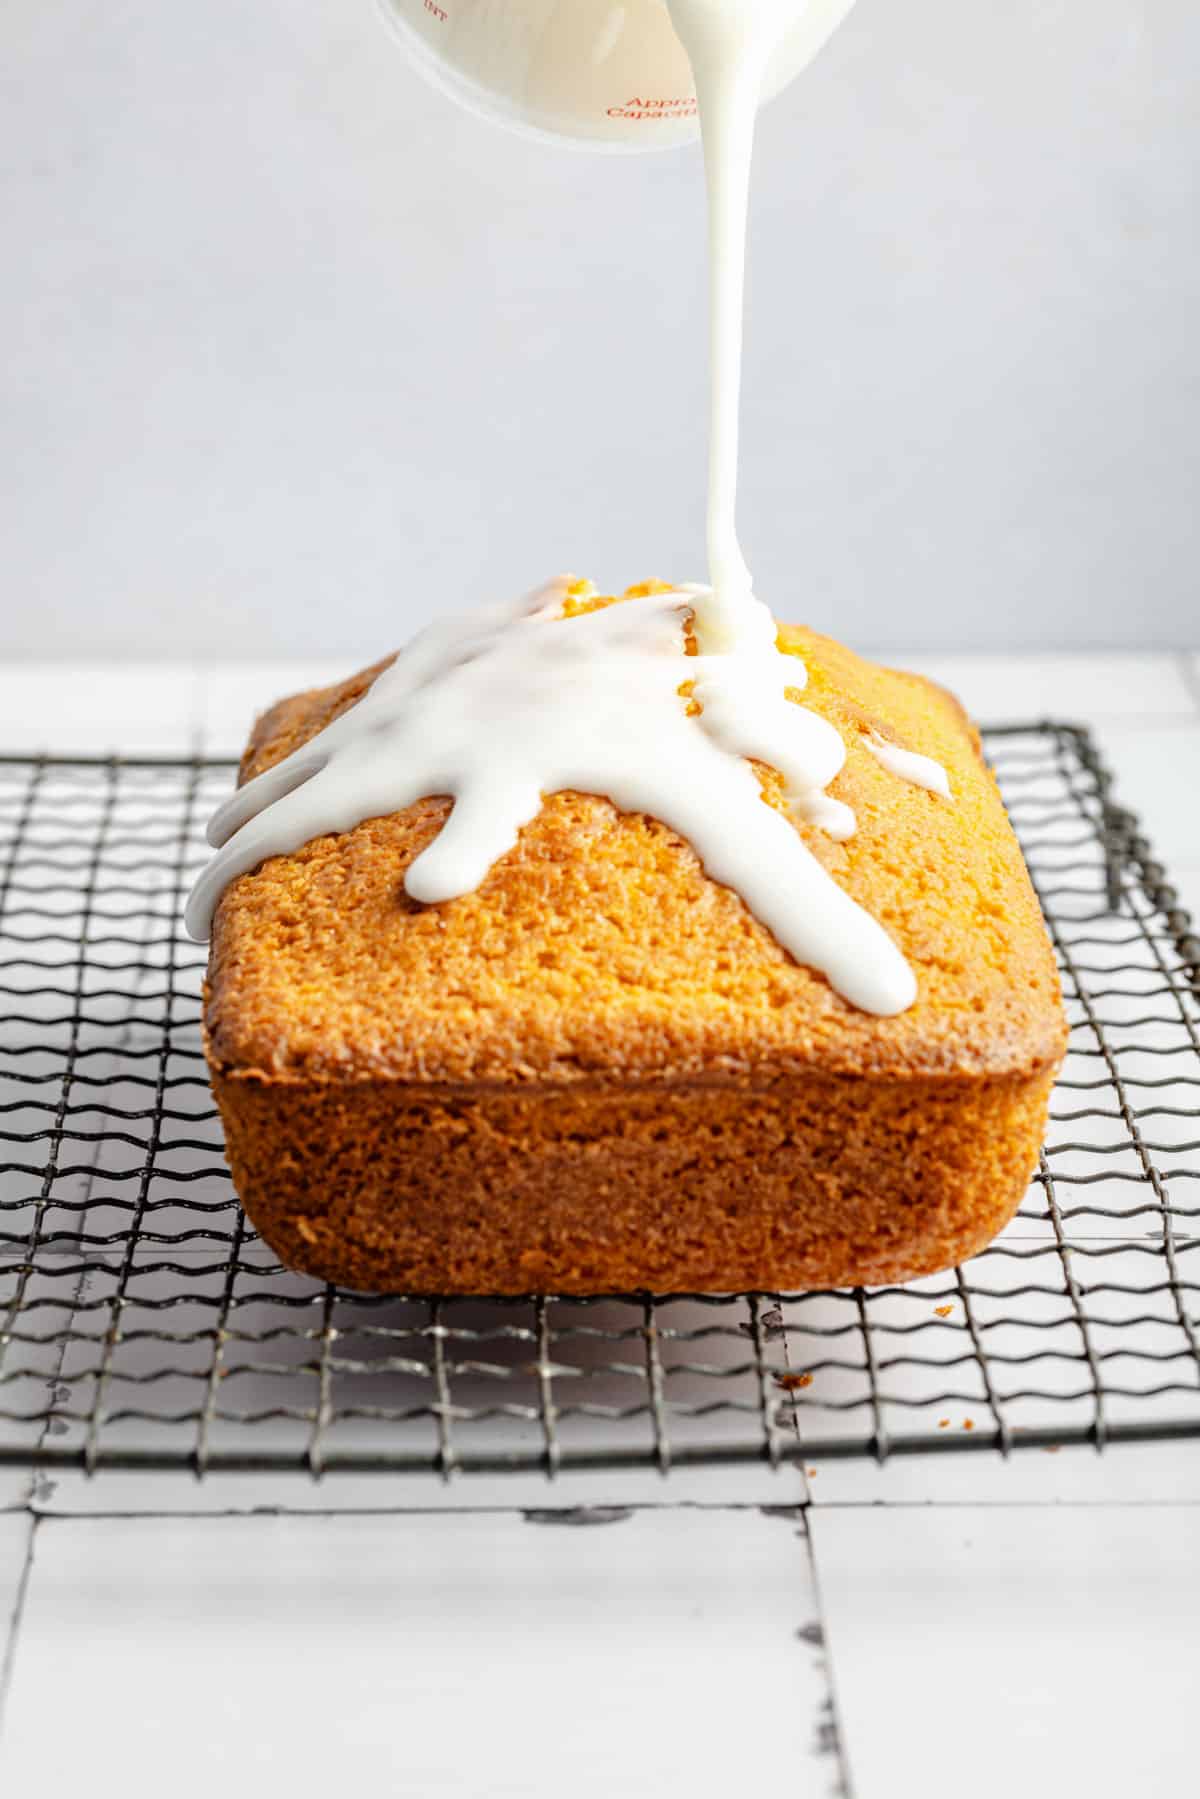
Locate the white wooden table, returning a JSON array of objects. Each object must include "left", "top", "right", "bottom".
[{"left": 0, "top": 650, "right": 1197, "bottom": 1799}]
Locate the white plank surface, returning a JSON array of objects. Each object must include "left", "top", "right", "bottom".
[
  {"left": 878, "top": 650, "right": 1197, "bottom": 724},
  {"left": 1090, "top": 720, "right": 1200, "bottom": 869},
  {"left": 0, "top": 1516, "right": 32, "bottom": 1698},
  {"left": 804, "top": 1437, "right": 1200, "bottom": 1508},
  {"left": 32, "top": 1460, "right": 802, "bottom": 1518},
  {"left": 1175, "top": 863, "right": 1200, "bottom": 921},
  {"left": 0, "top": 664, "right": 203, "bottom": 754},
  {"left": 811, "top": 1502, "right": 1200, "bottom": 1799},
  {"left": 0, "top": 654, "right": 1197, "bottom": 1791},
  {"left": 0, "top": 1508, "right": 837, "bottom": 1797}
]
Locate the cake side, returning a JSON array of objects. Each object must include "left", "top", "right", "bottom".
[
  {"left": 204, "top": 603, "right": 1067, "bottom": 1089},
  {"left": 212, "top": 1065, "right": 1056, "bottom": 1293}
]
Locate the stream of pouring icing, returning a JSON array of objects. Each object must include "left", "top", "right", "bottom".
[
  {"left": 665, "top": 0, "right": 792, "bottom": 657},
  {"left": 186, "top": 0, "right": 952, "bottom": 1015}
]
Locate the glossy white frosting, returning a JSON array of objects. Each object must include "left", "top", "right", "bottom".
[
  {"left": 186, "top": 577, "right": 934, "bottom": 1015},
  {"left": 862, "top": 728, "right": 953, "bottom": 798}
]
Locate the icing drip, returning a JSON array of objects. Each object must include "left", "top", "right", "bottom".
[
  {"left": 186, "top": 578, "right": 918, "bottom": 1016},
  {"left": 862, "top": 729, "right": 952, "bottom": 799}
]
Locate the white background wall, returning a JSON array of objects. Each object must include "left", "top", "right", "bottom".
[{"left": 2, "top": 0, "right": 1196, "bottom": 660}]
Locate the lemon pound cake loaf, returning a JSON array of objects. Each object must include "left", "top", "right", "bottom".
[{"left": 193, "top": 583, "right": 1066, "bottom": 1294}]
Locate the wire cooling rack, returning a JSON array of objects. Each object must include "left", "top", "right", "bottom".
[{"left": 0, "top": 725, "right": 1198, "bottom": 1480}]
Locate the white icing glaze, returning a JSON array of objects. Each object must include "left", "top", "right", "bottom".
[
  {"left": 185, "top": 576, "right": 916, "bottom": 1014},
  {"left": 186, "top": 0, "right": 952, "bottom": 1016},
  {"left": 862, "top": 729, "right": 952, "bottom": 798}
]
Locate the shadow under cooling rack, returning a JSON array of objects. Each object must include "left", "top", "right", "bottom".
[{"left": 0, "top": 724, "right": 1198, "bottom": 1478}]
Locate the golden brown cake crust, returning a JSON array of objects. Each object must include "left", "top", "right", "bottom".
[
  {"left": 212, "top": 1070, "right": 1057, "bottom": 1294},
  {"left": 202, "top": 590, "right": 1068, "bottom": 1293}
]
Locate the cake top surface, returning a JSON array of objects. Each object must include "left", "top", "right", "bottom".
[
  {"left": 187, "top": 577, "right": 923, "bottom": 1015},
  {"left": 205, "top": 587, "right": 1067, "bottom": 1087}
]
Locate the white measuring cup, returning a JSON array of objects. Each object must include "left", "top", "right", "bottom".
[{"left": 376, "top": 0, "right": 857, "bottom": 148}]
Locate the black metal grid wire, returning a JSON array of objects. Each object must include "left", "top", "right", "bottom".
[{"left": 0, "top": 725, "right": 1198, "bottom": 1480}]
